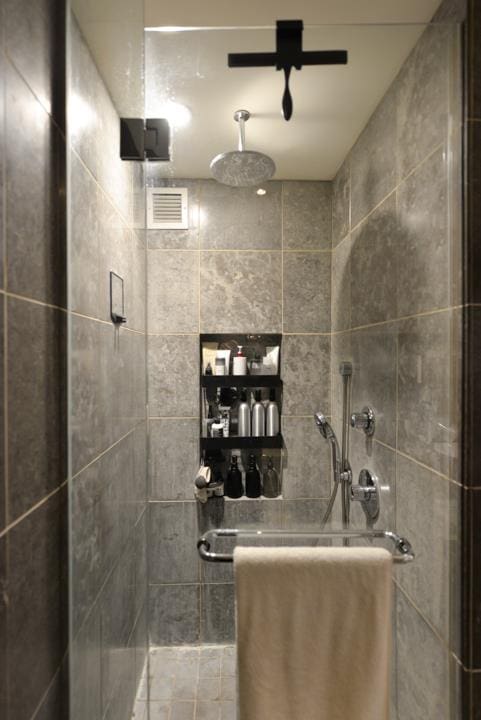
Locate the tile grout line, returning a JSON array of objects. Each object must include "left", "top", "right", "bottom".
[{"left": 0, "top": 477, "right": 68, "bottom": 540}]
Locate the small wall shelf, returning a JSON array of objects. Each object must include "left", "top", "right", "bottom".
[
  {"left": 201, "top": 375, "right": 282, "bottom": 388},
  {"left": 200, "top": 435, "right": 283, "bottom": 452}
]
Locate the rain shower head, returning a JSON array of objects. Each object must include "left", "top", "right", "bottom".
[{"left": 210, "top": 109, "right": 276, "bottom": 187}]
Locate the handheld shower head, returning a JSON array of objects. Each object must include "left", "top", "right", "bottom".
[{"left": 314, "top": 413, "right": 336, "bottom": 442}]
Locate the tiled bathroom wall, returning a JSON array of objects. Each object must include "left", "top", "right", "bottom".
[
  {"left": 68, "top": 17, "right": 148, "bottom": 720},
  {"left": 330, "top": 21, "right": 462, "bottom": 720},
  {"left": 0, "top": 0, "right": 68, "bottom": 718},
  {"left": 146, "top": 176, "right": 333, "bottom": 644}
]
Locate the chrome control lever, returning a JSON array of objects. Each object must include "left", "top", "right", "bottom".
[
  {"left": 350, "top": 468, "right": 380, "bottom": 521},
  {"left": 351, "top": 406, "right": 375, "bottom": 436}
]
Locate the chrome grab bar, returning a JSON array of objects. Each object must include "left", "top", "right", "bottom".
[{"left": 197, "top": 528, "right": 414, "bottom": 564}]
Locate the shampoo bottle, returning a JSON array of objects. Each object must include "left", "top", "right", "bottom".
[
  {"left": 252, "top": 390, "right": 265, "bottom": 437},
  {"left": 266, "top": 388, "right": 279, "bottom": 436},
  {"left": 237, "top": 391, "right": 251, "bottom": 437},
  {"left": 224, "top": 455, "right": 243, "bottom": 498}
]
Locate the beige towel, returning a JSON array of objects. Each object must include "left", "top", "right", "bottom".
[{"left": 234, "top": 546, "right": 392, "bottom": 720}]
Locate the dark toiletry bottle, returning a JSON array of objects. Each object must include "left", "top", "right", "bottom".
[
  {"left": 263, "top": 456, "right": 281, "bottom": 498},
  {"left": 245, "top": 454, "right": 262, "bottom": 498},
  {"left": 225, "top": 455, "right": 243, "bottom": 498}
]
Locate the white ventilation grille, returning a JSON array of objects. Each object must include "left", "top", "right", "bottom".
[{"left": 147, "top": 187, "right": 189, "bottom": 230}]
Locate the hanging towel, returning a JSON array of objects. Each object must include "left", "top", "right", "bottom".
[{"left": 234, "top": 546, "right": 392, "bottom": 720}]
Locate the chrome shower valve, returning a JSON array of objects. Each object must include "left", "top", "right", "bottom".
[{"left": 351, "top": 406, "right": 375, "bottom": 436}]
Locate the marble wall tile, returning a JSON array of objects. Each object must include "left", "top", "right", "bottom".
[
  {"left": 148, "top": 334, "right": 199, "bottom": 417},
  {"left": 0, "top": 52, "right": 5, "bottom": 293},
  {"left": 350, "top": 194, "right": 398, "bottom": 328},
  {"left": 199, "top": 180, "right": 281, "bottom": 251},
  {"left": 146, "top": 178, "right": 200, "bottom": 250},
  {"left": 149, "top": 502, "right": 199, "bottom": 584},
  {"left": 70, "top": 151, "right": 100, "bottom": 317},
  {"left": 149, "top": 419, "right": 199, "bottom": 500},
  {"left": 350, "top": 323, "right": 398, "bottom": 448},
  {"left": 7, "top": 492, "right": 65, "bottom": 720},
  {"left": 281, "top": 334, "right": 330, "bottom": 416},
  {"left": 4, "top": 0, "right": 65, "bottom": 126},
  {"left": 282, "top": 181, "right": 331, "bottom": 251},
  {"left": 200, "top": 251, "right": 281, "bottom": 333},
  {"left": 134, "top": 512, "right": 148, "bottom": 618},
  {"left": 6, "top": 63, "right": 65, "bottom": 306},
  {"left": 283, "top": 252, "right": 331, "bottom": 333},
  {"left": 281, "top": 499, "right": 330, "bottom": 530},
  {"left": 396, "top": 146, "right": 449, "bottom": 317},
  {"left": 282, "top": 417, "right": 332, "bottom": 499},
  {"left": 148, "top": 251, "right": 199, "bottom": 334},
  {"left": 396, "top": 591, "right": 451, "bottom": 720},
  {"left": 396, "top": 24, "right": 450, "bottom": 180},
  {"left": 201, "top": 584, "right": 235, "bottom": 644},
  {"left": 149, "top": 584, "right": 200, "bottom": 645},
  {"left": 398, "top": 311, "right": 457, "bottom": 479},
  {"left": 0, "top": 537, "right": 6, "bottom": 720},
  {"left": 7, "top": 298, "right": 66, "bottom": 520},
  {"left": 331, "top": 235, "right": 351, "bottom": 332},
  {"left": 350, "top": 85, "right": 397, "bottom": 228},
  {"left": 71, "top": 607, "right": 102, "bottom": 720},
  {"left": 97, "top": 194, "right": 132, "bottom": 323},
  {"left": 329, "top": 332, "right": 353, "bottom": 428},
  {"left": 100, "top": 544, "right": 136, "bottom": 712},
  {"left": 396, "top": 455, "right": 454, "bottom": 643},
  {"left": 332, "top": 159, "right": 350, "bottom": 247},
  {"left": 0, "top": 298, "right": 4, "bottom": 532}
]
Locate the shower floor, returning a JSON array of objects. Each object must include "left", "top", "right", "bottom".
[{"left": 133, "top": 645, "right": 236, "bottom": 720}]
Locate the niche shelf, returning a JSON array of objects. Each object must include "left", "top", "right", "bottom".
[
  {"left": 200, "top": 435, "right": 283, "bottom": 452},
  {"left": 201, "top": 375, "right": 282, "bottom": 388}
]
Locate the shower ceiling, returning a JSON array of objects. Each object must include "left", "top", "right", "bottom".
[{"left": 146, "top": 24, "right": 428, "bottom": 180}]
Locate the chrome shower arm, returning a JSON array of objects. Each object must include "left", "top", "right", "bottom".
[{"left": 234, "top": 109, "right": 249, "bottom": 151}]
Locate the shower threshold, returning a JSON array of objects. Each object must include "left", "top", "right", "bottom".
[{"left": 133, "top": 645, "right": 236, "bottom": 720}]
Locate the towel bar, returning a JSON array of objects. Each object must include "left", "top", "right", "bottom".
[{"left": 197, "top": 528, "right": 414, "bottom": 564}]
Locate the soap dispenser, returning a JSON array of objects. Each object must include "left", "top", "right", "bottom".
[
  {"left": 233, "top": 345, "right": 247, "bottom": 375},
  {"left": 262, "top": 456, "right": 281, "bottom": 498}
]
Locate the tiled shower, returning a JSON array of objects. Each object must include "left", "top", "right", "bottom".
[{"left": 1, "top": 0, "right": 478, "bottom": 719}]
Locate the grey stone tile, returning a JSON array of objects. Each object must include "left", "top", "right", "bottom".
[
  {"left": 147, "top": 179, "right": 200, "bottom": 250},
  {"left": 282, "top": 181, "right": 331, "bottom": 250},
  {"left": 149, "top": 584, "right": 200, "bottom": 645},
  {"left": 96, "top": 193, "right": 132, "bottom": 324},
  {"left": 331, "top": 235, "right": 351, "bottom": 332},
  {"left": 70, "top": 150, "right": 100, "bottom": 317},
  {"left": 220, "top": 701, "right": 236, "bottom": 720},
  {"left": 221, "top": 647, "right": 236, "bottom": 678},
  {"left": 396, "top": 145, "right": 449, "bottom": 316},
  {"left": 350, "top": 84, "right": 397, "bottom": 227},
  {"left": 71, "top": 608, "right": 102, "bottom": 720},
  {"left": 281, "top": 334, "right": 330, "bottom": 415},
  {"left": 149, "top": 419, "right": 199, "bottom": 500},
  {"left": 197, "top": 677, "right": 221, "bottom": 701},
  {"left": 71, "top": 315, "right": 101, "bottom": 474},
  {"left": 396, "top": 455, "right": 455, "bottom": 642},
  {"left": 0, "top": 538, "right": 5, "bottom": 720},
  {"left": 0, "top": 298, "right": 4, "bottom": 532},
  {"left": 200, "top": 251, "right": 281, "bottom": 333},
  {"left": 199, "top": 648, "right": 222, "bottom": 678},
  {"left": 149, "top": 701, "right": 170, "bottom": 719},
  {"left": 0, "top": 52, "right": 3, "bottom": 291},
  {"left": 283, "top": 252, "right": 331, "bottom": 333},
  {"left": 173, "top": 672, "right": 198, "bottom": 700},
  {"left": 148, "top": 251, "right": 199, "bottom": 333},
  {"left": 398, "top": 311, "right": 458, "bottom": 478},
  {"left": 100, "top": 547, "right": 136, "bottom": 713},
  {"left": 7, "top": 492, "right": 66, "bottom": 720},
  {"left": 7, "top": 298, "right": 66, "bottom": 520},
  {"left": 134, "top": 512, "right": 148, "bottom": 617},
  {"left": 171, "top": 701, "right": 195, "bottom": 720},
  {"left": 330, "top": 332, "right": 352, "bottom": 429},
  {"left": 350, "top": 194, "right": 398, "bottom": 328},
  {"left": 33, "top": 661, "right": 68, "bottom": 720},
  {"left": 196, "top": 701, "right": 221, "bottom": 720},
  {"left": 148, "top": 334, "right": 199, "bottom": 417},
  {"left": 133, "top": 601, "right": 148, "bottom": 690},
  {"left": 130, "top": 232, "right": 147, "bottom": 333},
  {"left": 396, "top": 590, "right": 450, "bottom": 720},
  {"left": 201, "top": 585, "right": 235, "bottom": 644},
  {"left": 149, "top": 502, "right": 199, "bottom": 584},
  {"left": 282, "top": 417, "right": 331, "bottom": 499},
  {"left": 349, "top": 434, "right": 396, "bottom": 532},
  {"left": 149, "top": 674, "right": 175, "bottom": 701},
  {"left": 5, "top": 64, "right": 66, "bottom": 305},
  {"left": 350, "top": 322, "right": 397, "bottom": 448},
  {"left": 220, "top": 677, "right": 235, "bottom": 701},
  {"left": 281, "top": 499, "right": 330, "bottom": 530},
  {"left": 396, "top": 24, "right": 450, "bottom": 180},
  {"left": 332, "top": 159, "right": 350, "bottom": 247},
  {"left": 4, "top": 0, "right": 65, "bottom": 126},
  {"left": 200, "top": 180, "right": 281, "bottom": 250}
]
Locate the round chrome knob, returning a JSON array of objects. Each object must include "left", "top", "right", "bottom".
[{"left": 350, "top": 406, "right": 375, "bottom": 436}]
